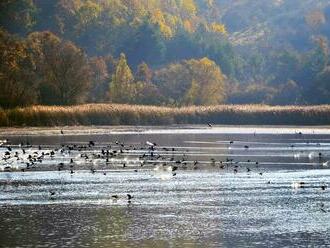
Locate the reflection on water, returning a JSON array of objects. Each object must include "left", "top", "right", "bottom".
[{"left": 0, "top": 126, "right": 330, "bottom": 247}]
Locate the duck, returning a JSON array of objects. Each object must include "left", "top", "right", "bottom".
[{"left": 291, "top": 181, "right": 305, "bottom": 189}]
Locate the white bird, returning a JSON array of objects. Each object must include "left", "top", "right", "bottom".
[
  {"left": 322, "top": 161, "right": 330, "bottom": 167},
  {"left": 0, "top": 139, "right": 8, "bottom": 146},
  {"left": 146, "top": 141, "right": 156, "bottom": 147},
  {"left": 294, "top": 153, "right": 301, "bottom": 159},
  {"left": 308, "top": 152, "right": 317, "bottom": 160}
]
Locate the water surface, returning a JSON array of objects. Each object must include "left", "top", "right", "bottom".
[{"left": 0, "top": 126, "right": 329, "bottom": 247}]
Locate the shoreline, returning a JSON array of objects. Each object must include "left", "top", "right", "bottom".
[
  {"left": 1, "top": 104, "right": 330, "bottom": 127},
  {"left": 2, "top": 125, "right": 330, "bottom": 136}
]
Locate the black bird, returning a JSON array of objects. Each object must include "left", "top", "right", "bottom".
[
  {"left": 207, "top": 123, "right": 213, "bottom": 128},
  {"left": 60, "top": 130, "right": 64, "bottom": 135},
  {"left": 320, "top": 203, "right": 327, "bottom": 213},
  {"left": 127, "top": 194, "right": 133, "bottom": 203}
]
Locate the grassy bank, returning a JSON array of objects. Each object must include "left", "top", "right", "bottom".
[{"left": 1, "top": 104, "right": 330, "bottom": 127}]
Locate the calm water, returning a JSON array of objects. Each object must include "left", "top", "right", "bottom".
[{"left": 0, "top": 126, "right": 330, "bottom": 247}]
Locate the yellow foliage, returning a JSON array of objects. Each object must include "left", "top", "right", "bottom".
[
  {"left": 210, "top": 22, "right": 227, "bottom": 35},
  {"left": 180, "top": 0, "right": 197, "bottom": 17},
  {"left": 151, "top": 9, "right": 173, "bottom": 38}
]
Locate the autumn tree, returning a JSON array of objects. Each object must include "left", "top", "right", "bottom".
[
  {"left": 154, "top": 57, "right": 226, "bottom": 106},
  {"left": 88, "top": 56, "right": 109, "bottom": 102},
  {"left": 136, "top": 62, "right": 153, "bottom": 83},
  {"left": 28, "top": 31, "right": 92, "bottom": 105},
  {"left": 109, "top": 53, "right": 135, "bottom": 103},
  {"left": 0, "top": 29, "right": 38, "bottom": 108},
  {"left": 183, "top": 58, "right": 226, "bottom": 105},
  {"left": 133, "top": 62, "right": 162, "bottom": 105}
]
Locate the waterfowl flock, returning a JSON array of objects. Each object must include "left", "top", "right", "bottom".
[{"left": 0, "top": 129, "right": 329, "bottom": 211}]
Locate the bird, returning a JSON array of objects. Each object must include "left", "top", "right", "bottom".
[
  {"left": 127, "top": 194, "right": 133, "bottom": 203},
  {"left": 207, "top": 123, "right": 213, "bottom": 128},
  {"left": 0, "top": 139, "right": 8, "bottom": 146},
  {"left": 320, "top": 203, "right": 327, "bottom": 213},
  {"left": 146, "top": 141, "right": 156, "bottom": 147},
  {"left": 292, "top": 181, "right": 305, "bottom": 189},
  {"left": 322, "top": 161, "right": 330, "bottom": 167}
]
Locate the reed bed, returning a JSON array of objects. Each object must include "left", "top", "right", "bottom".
[{"left": 1, "top": 104, "right": 330, "bottom": 126}]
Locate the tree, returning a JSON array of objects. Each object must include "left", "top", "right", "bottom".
[
  {"left": 0, "top": 29, "right": 38, "bottom": 108},
  {"left": 305, "top": 10, "right": 326, "bottom": 29},
  {"left": 314, "top": 66, "right": 330, "bottom": 103},
  {"left": 121, "top": 21, "right": 166, "bottom": 68},
  {"left": 133, "top": 81, "right": 163, "bottom": 105},
  {"left": 88, "top": 56, "right": 109, "bottom": 102},
  {"left": 0, "top": 0, "right": 36, "bottom": 34},
  {"left": 109, "top": 53, "right": 135, "bottom": 103},
  {"left": 136, "top": 62, "right": 152, "bottom": 83},
  {"left": 28, "top": 31, "right": 92, "bottom": 105},
  {"left": 154, "top": 57, "right": 226, "bottom": 106},
  {"left": 183, "top": 58, "right": 226, "bottom": 105}
]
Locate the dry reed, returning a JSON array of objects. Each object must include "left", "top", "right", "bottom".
[{"left": 1, "top": 104, "right": 330, "bottom": 126}]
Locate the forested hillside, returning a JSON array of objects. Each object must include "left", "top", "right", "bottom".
[{"left": 1, "top": 0, "right": 330, "bottom": 108}]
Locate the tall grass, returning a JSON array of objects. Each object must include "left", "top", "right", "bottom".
[{"left": 1, "top": 104, "right": 330, "bottom": 127}]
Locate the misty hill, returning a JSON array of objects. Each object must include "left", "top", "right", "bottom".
[{"left": 1, "top": 0, "right": 330, "bottom": 108}]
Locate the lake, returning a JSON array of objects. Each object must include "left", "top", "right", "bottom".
[{"left": 0, "top": 126, "right": 329, "bottom": 247}]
